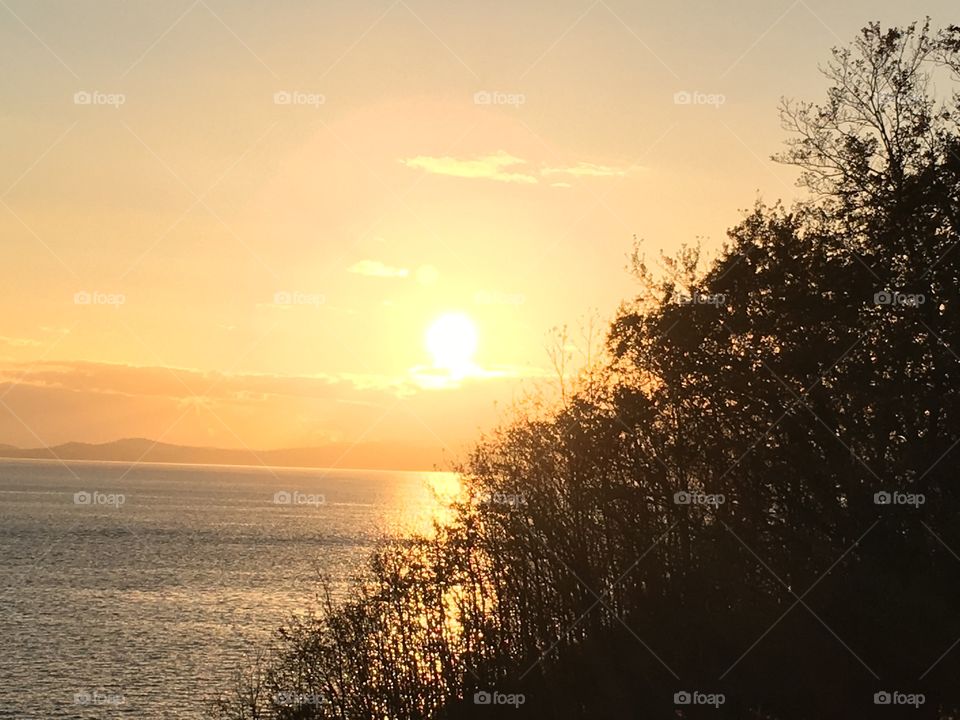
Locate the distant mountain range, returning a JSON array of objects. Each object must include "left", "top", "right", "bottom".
[{"left": 0, "top": 438, "right": 443, "bottom": 471}]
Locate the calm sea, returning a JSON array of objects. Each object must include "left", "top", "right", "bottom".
[{"left": 0, "top": 458, "right": 454, "bottom": 719}]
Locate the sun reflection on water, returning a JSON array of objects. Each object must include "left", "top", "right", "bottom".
[{"left": 400, "top": 471, "right": 463, "bottom": 536}]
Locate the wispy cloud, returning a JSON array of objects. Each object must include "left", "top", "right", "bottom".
[
  {"left": 400, "top": 151, "right": 537, "bottom": 184},
  {"left": 348, "top": 259, "right": 410, "bottom": 278},
  {"left": 401, "top": 151, "right": 636, "bottom": 185},
  {"left": 0, "top": 336, "right": 41, "bottom": 348},
  {"left": 0, "top": 360, "right": 546, "bottom": 402},
  {"left": 0, "top": 360, "right": 410, "bottom": 400},
  {"left": 0, "top": 360, "right": 535, "bottom": 456},
  {"left": 408, "top": 362, "right": 549, "bottom": 390}
]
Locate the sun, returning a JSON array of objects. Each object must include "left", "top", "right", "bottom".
[{"left": 426, "top": 312, "right": 478, "bottom": 376}]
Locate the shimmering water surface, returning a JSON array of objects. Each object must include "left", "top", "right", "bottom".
[{"left": 0, "top": 458, "right": 453, "bottom": 719}]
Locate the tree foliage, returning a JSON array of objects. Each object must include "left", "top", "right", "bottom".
[{"left": 213, "top": 21, "right": 960, "bottom": 720}]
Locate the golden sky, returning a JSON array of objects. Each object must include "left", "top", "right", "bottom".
[{"left": 0, "top": 0, "right": 953, "bottom": 466}]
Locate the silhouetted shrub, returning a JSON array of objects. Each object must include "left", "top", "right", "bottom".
[{"left": 212, "top": 21, "right": 960, "bottom": 720}]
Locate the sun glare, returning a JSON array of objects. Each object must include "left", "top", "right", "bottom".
[{"left": 426, "top": 312, "right": 478, "bottom": 376}]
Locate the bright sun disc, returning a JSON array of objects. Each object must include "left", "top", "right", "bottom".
[{"left": 426, "top": 312, "right": 478, "bottom": 374}]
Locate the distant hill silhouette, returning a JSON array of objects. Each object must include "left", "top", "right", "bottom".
[{"left": 0, "top": 437, "right": 442, "bottom": 471}]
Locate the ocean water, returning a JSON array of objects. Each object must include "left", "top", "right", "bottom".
[{"left": 0, "top": 458, "right": 455, "bottom": 719}]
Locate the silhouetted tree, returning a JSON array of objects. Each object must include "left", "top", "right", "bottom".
[{"left": 212, "top": 21, "right": 960, "bottom": 720}]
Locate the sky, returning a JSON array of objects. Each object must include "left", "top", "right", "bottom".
[{"left": 0, "top": 0, "right": 955, "bottom": 467}]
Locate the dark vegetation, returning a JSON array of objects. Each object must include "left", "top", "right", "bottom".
[{"left": 212, "top": 21, "right": 960, "bottom": 719}]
